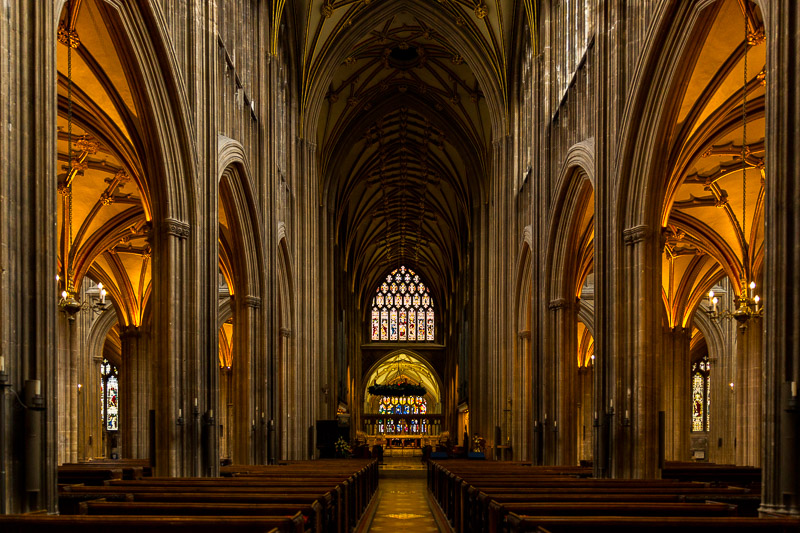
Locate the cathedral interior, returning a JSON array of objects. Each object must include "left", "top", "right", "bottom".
[{"left": 1, "top": 0, "right": 800, "bottom": 522}]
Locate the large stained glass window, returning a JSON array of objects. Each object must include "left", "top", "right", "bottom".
[
  {"left": 101, "top": 358, "right": 119, "bottom": 431},
  {"left": 691, "top": 354, "right": 710, "bottom": 432},
  {"left": 371, "top": 266, "right": 435, "bottom": 341}
]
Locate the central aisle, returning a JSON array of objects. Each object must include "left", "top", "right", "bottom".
[{"left": 366, "top": 454, "right": 441, "bottom": 533}]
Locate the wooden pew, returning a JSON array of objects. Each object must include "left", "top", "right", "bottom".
[
  {"left": 61, "top": 487, "right": 337, "bottom": 533},
  {"left": 79, "top": 500, "right": 324, "bottom": 533},
  {"left": 57, "top": 466, "right": 123, "bottom": 486},
  {"left": 504, "top": 514, "right": 800, "bottom": 533},
  {"left": 0, "top": 514, "right": 301, "bottom": 533}
]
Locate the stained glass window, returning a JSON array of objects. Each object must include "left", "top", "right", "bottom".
[
  {"left": 376, "top": 396, "right": 428, "bottom": 435},
  {"left": 691, "top": 354, "right": 710, "bottom": 432},
  {"left": 100, "top": 358, "right": 119, "bottom": 432},
  {"left": 371, "top": 266, "right": 435, "bottom": 341}
]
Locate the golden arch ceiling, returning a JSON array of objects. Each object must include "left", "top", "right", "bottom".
[
  {"left": 661, "top": 0, "right": 765, "bottom": 328},
  {"left": 57, "top": 0, "right": 151, "bottom": 327}
]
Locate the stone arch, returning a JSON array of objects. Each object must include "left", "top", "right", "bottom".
[
  {"left": 275, "top": 236, "right": 298, "bottom": 459},
  {"left": 55, "top": 0, "right": 197, "bottom": 224},
  {"left": 543, "top": 142, "right": 596, "bottom": 466},
  {"left": 217, "top": 136, "right": 266, "bottom": 464},
  {"left": 512, "top": 236, "right": 533, "bottom": 460}
]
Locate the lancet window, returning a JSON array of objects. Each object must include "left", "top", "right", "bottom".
[
  {"left": 101, "top": 358, "right": 119, "bottom": 431},
  {"left": 371, "top": 266, "right": 434, "bottom": 341},
  {"left": 691, "top": 354, "right": 710, "bottom": 432}
]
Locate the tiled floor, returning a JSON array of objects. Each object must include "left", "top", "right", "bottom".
[{"left": 367, "top": 456, "right": 441, "bottom": 532}]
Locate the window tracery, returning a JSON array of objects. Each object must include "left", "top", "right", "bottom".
[{"left": 371, "top": 266, "right": 434, "bottom": 341}]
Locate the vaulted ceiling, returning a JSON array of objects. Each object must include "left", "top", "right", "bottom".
[
  {"left": 661, "top": 0, "right": 765, "bottom": 328},
  {"left": 279, "top": 0, "right": 535, "bottom": 315},
  {"left": 57, "top": 0, "right": 151, "bottom": 327}
]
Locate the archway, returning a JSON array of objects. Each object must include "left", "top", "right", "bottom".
[
  {"left": 361, "top": 352, "right": 444, "bottom": 449},
  {"left": 544, "top": 145, "right": 595, "bottom": 466}
]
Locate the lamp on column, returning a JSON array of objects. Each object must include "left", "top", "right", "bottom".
[{"left": 707, "top": 14, "right": 764, "bottom": 330}]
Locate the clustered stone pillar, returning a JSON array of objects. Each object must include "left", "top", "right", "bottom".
[
  {"left": 662, "top": 326, "right": 690, "bottom": 461},
  {"left": 761, "top": 2, "right": 800, "bottom": 515}
]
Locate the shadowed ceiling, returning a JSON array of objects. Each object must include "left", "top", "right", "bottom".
[{"left": 286, "top": 0, "right": 534, "bottom": 316}]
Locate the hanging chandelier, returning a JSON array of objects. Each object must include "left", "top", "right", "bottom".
[{"left": 707, "top": 11, "right": 763, "bottom": 330}]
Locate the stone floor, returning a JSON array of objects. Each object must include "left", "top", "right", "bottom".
[{"left": 366, "top": 455, "right": 441, "bottom": 532}]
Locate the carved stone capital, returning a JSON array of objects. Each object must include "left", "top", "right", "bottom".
[
  {"left": 548, "top": 298, "right": 568, "bottom": 310},
  {"left": 279, "top": 327, "right": 292, "bottom": 338},
  {"left": 518, "top": 330, "right": 531, "bottom": 340},
  {"left": 623, "top": 225, "right": 648, "bottom": 246},
  {"left": 243, "top": 296, "right": 261, "bottom": 309},
  {"left": 164, "top": 218, "right": 190, "bottom": 239}
]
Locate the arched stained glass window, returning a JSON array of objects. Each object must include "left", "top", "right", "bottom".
[
  {"left": 371, "top": 266, "right": 434, "bottom": 341},
  {"left": 691, "top": 354, "right": 710, "bottom": 432},
  {"left": 101, "top": 358, "right": 119, "bottom": 431}
]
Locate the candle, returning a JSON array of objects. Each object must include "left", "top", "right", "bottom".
[
  {"left": 625, "top": 409, "right": 629, "bottom": 419},
  {"left": 178, "top": 408, "right": 182, "bottom": 418},
  {"left": 194, "top": 398, "right": 198, "bottom": 407},
  {"left": 749, "top": 281, "right": 756, "bottom": 298},
  {"left": 0, "top": 356, "right": 4, "bottom": 373},
  {"left": 594, "top": 411, "right": 598, "bottom": 420},
  {"left": 554, "top": 421, "right": 557, "bottom": 428},
  {"left": 610, "top": 399, "right": 613, "bottom": 409},
  {"left": 209, "top": 410, "right": 214, "bottom": 418},
  {"left": 792, "top": 382, "right": 797, "bottom": 397},
  {"left": 32, "top": 380, "right": 41, "bottom": 395}
]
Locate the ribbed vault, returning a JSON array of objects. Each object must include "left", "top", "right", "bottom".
[{"left": 315, "top": 4, "right": 513, "bottom": 316}]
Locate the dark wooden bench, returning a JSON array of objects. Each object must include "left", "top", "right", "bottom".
[
  {"left": 79, "top": 500, "right": 324, "bottom": 533},
  {"left": 488, "top": 501, "right": 737, "bottom": 533},
  {"left": 505, "top": 514, "right": 800, "bottom": 533},
  {"left": 0, "top": 514, "right": 300, "bottom": 533},
  {"left": 57, "top": 467, "right": 123, "bottom": 486}
]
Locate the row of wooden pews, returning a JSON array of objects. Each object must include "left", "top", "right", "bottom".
[
  {"left": 0, "top": 459, "right": 378, "bottom": 532},
  {"left": 427, "top": 460, "right": 800, "bottom": 533}
]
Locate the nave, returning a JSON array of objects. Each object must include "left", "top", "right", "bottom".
[{"left": 2, "top": 0, "right": 800, "bottom": 523}]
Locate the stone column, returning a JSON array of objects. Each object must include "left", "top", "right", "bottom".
[
  {"left": 151, "top": 219, "right": 191, "bottom": 477},
  {"left": 232, "top": 296, "right": 261, "bottom": 464},
  {"left": 0, "top": 0, "right": 59, "bottom": 513},
  {"left": 513, "top": 330, "right": 532, "bottom": 461},
  {"left": 549, "top": 298, "right": 578, "bottom": 465},
  {"left": 735, "top": 320, "right": 762, "bottom": 467},
  {"left": 613, "top": 225, "right": 661, "bottom": 479},
  {"left": 761, "top": 1, "right": 800, "bottom": 515},
  {"left": 662, "top": 326, "right": 690, "bottom": 461},
  {"left": 119, "top": 326, "right": 150, "bottom": 459}
]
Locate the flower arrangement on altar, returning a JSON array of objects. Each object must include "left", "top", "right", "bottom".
[
  {"left": 334, "top": 436, "right": 352, "bottom": 458},
  {"left": 471, "top": 434, "right": 486, "bottom": 454}
]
